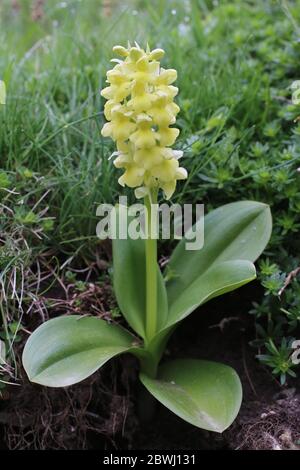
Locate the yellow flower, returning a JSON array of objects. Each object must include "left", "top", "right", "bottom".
[
  {"left": 134, "top": 147, "right": 163, "bottom": 170},
  {"left": 101, "top": 43, "right": 187, "bottom": 199},
  {"left": 158, "top": 127, "right": 180, "bottom": 146},
  {"left": 118, "top": 165, "right": 145, "bottom": 188},
  {"left": 130, "top": 114, "right": 158, "bottom": 148},
  {"left": 102, "top": 105, "right": 136, "bottom": 141}
]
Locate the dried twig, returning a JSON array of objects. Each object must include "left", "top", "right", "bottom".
[{"left": 278, "top": 267, "right": 300, "bottom": 297}]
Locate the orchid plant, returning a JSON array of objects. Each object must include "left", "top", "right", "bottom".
[{"left": 23, "top": 44, "right": 272, "bottom": 433}]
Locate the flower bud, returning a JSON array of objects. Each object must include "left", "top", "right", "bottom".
[
  {"left": 112, "top": 45, "right": 128, "bottom": 57},
  {"left": 149, "top": 48, "right": 165, "bottom": 60}
]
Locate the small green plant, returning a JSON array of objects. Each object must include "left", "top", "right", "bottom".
[
  {"left": 252, "top": 264, "right": 300, "bottom": 384},
  {"left": 257, "top": 338, "right": 296, "bottom": 385},
  {"left": 22, "top": 44, "right": 272, "bottom": 433},
  {"left": 250, "top": 73, "right": 300, "bottom": 383}
]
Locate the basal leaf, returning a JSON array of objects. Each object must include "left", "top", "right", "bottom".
[
  {"left": 140, "top": 359, "right": 242, "bottom": 432},
  {"left": 165, "top": 201, "right": 271, "bottom": 325},
  {"left": 167, "top": 259, "right": 256, "bottom": 326},
  {"left": 23, "top": 315, "right": 137, "bottom": 387}
]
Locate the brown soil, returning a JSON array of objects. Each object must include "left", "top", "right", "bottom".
[{"left": 1, "top": 280, "right": 300, "bottom": 450}]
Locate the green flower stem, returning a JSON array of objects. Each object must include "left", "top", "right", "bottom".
[{"left": 145, "top": 190, "right": 158, "bottom": 343}]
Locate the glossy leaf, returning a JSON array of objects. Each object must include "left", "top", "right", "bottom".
[
  {"left": 112, "top": 205, "right": 168, "bottom": 339},
  {"left": 23, "top": 315, "right": 136, "bottom": 387},
  {"left": 140, "top": 359, "right": 242, "bottom": 432},
  {"left": 166, "top": 201, "right": 272, "bottom": 324},
  {"left": 167, "top": 259, "right": 256, "bottom": 326}
]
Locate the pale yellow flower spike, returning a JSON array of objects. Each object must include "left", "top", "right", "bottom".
[{"left": 101, "top": 44, "right": 187, "bottom": 200}]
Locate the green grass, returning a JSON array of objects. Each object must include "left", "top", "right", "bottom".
[{"left": 1, "top": 0, "right": 300, "bottom": 386}]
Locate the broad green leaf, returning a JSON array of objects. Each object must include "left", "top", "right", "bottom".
[
  {"left": 166, "top": 201, "right": 272, "bottom": 321},
  {"left": 140, "top": 359, "right": 242, "bottom": 432},
  {"left": 112, "top": 205, "right": 168, "bottom": 339},
  {"left": 22, "top": 315, "right": 137, "bottom": 387},
  {"left": 167, "top": 259, "right": 256, "bottom": 326},
  {"left": 0, "top": 80, "right": 6, "bottom": 105}
]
